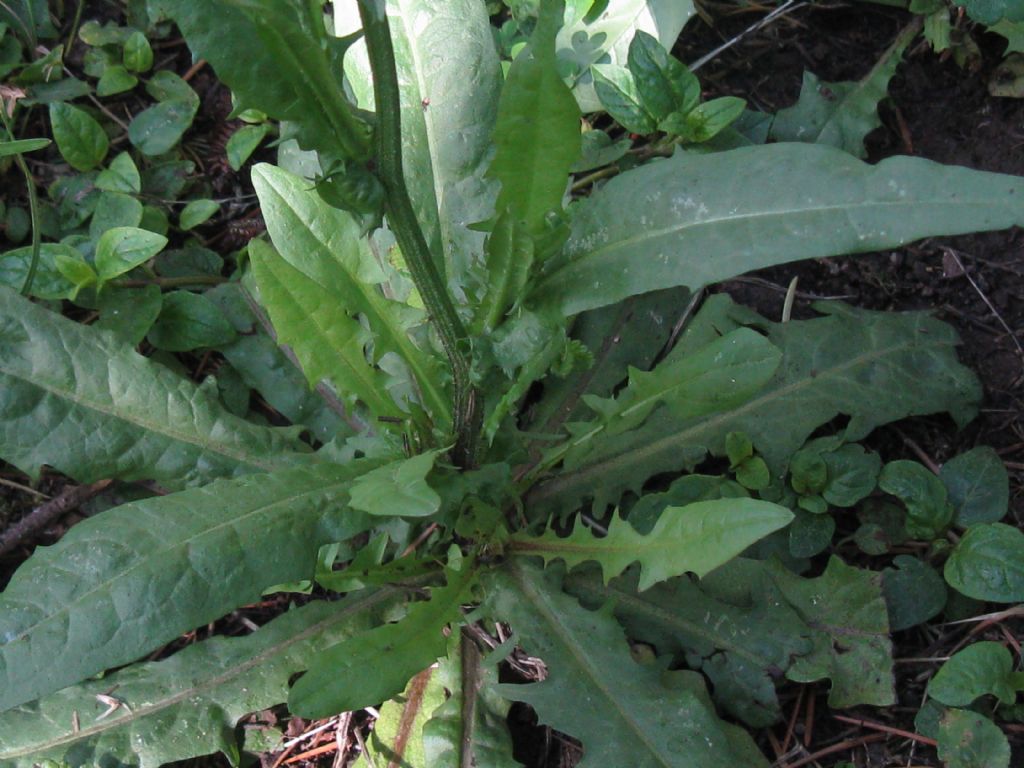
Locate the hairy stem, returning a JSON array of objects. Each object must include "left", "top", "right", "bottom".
[{"left": 358, "top": 0, "right": 480, "bottom": 467}]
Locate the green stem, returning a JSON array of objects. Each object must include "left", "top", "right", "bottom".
[
  {"left": 358, "top": 0, "right": 480, "bottom": 468},
  {"left": 0, "top": 109, "right": 42, "bottom": 297}
]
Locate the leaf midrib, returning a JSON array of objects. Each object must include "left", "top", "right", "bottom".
[
  {"left": 545, "top": 197, "right": 1020, "bottom": 301},
  {"left": 1, "top": 472, "right": 352, "bottom": 655},
  {"left": 0, "top": 364, "right": 281, "bottom": 473},
  {"left": 532, "top": 329, "right": 951, "bottom": 504},
  {"left": 510, "top": 562, "right": 676, "bottom": 767},
  {"left": 0, "top": 589, "right": 394, "bottom": 758}
]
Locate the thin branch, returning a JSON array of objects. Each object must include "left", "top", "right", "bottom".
[{"left": 0, "top": 479, "right": 113, "bottom": 557}]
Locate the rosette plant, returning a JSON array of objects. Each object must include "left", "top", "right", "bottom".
[{"left": 1, "top": 1, "right": 1021, "bottom": 766}]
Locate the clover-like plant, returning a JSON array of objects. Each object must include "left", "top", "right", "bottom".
[{"left": 1, "top": 1, "right": 1022, "bottom": 765}]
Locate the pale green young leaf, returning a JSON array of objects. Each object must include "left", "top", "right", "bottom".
[
  {"left": 249, "top": 238, "right": 401, "bottom": 420},
  {"left": 95, "top": 151, "right": 141, "bottom": 194},
  {"left": 353, "top": 667, "right": 447, "bottom": 768},
  {"left": 0, "top": 285, "right": 312, "bottom": 487},
  {"left": 565, "top": 566, "right": 815, "bottom": 727},
  {"left": 489, "top": 0, "right": 581, "bottom": 236},
  {"left": 96, "top": 65, "right": 138, "bottom": 96},
  {"left": 770, "top": 20, "right": 918, "bottom": 158},
  {"left": 531, "top": 297, "right": 981, "bottom": 515},
  {"left": 48, "top": 102, "right": 108, "bottom": 171},
  {"left": 290, "top": 568, "right": 474, "bottom": 717},
  {"left": 0, "top": 460, "right": 381, "bottom": 712},
  {"left": 0, "top": 593, "right": 400, "bottom": 767},
  {"left": 95, "top": 226, "right": 167, "bottom": 283},
  {"left": 945, "top": 523, "right": 1024, "bottom": 603},
  {"left": 252, "top": 163, "right": 451, "bottom": 429},
  {"left": 122, "top": 29, "right": 153, "bottom": 72},
  {"left": 511, "top": 499, "right": 792, "bottom": 590},
  {"left": 483, "top": 561, "right": 769, "bottom": 767},
  {"left": 226, "top": 123, "right": 268, "bottom": 171},
  {"left": 583, "top": 327, "right": 782, "bottom": 434},
  {"left": 422, "top": 633, "right": 521, "bottom": 768},
  {"left": 769, "top": 557, "right": 894, "bottom": 707},
  {"left": 349, "top": 450, "right": 443, "bottom": 518},
  {"left": 557, "top": 0, "right": 695, "bottom": 113},
  {"left": 338, "top": 0, "right": 502, "bottom": 285},
  {"left": 529, "top": 143, "right": 1024, "bottom": 317}
]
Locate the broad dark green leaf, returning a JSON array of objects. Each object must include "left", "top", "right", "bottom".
[
  {"left": 511, "top": 499, "right": 792, "bottom": 590},
  {"left": 0, "top": 285, "right": 311, "bottom": 486},
  {"left": 565, "top": 567, "right": 814, "bottom": 727},
  {"left": 928, "top": 642, "right": 1020, "bottom": 707},
  {"left": 769, "top": 557, "right": 894, "bottom": 707},
  {"left": 48, "top": 102, "right": 108, "bottom": 171},
  {"left": 161, "top": 0, "right": 369, "bottom": 162},
  {"left": 593, "top": 65, "right": 655, "bottom": 133},
  {"left": 339, "top": 0, "right": 502, "bottom": 284},
  {"left": 582, "top": 327, "right": 782, "bottom": 434},
  {"left": 249, "top": 238, "right": 401, "bottom": 421},
  {"left": 128, "top": 98, "right": 197, "bottom": 156},
  {"left": 879, "top": 460, "right": 953, "bottom": 539},
  {"left": 252, "top": 163, "right": 450, "bottom": 427},
  {"left": 941, "top": 447, "right": 1010, "bottom": 526},
  {"left": 936, "top": 709, "right": 1011, "bottom": 768},
  {"left": 0, "top": 593, "right": 399, "bottom": 767},
  {"left": 0, "top": 460, "right": 381, "bottom": 711},
  {"left": 882, "top": 555, "right": 946, "bottom": 631},
  {"left": 945, "top": 523, "right": 1024, "bottom": 602},
  {"left": 422, "top": 634, "right": 520, "bottom": 768},
  {"left": 626, "top": 30, "right": 699, "bottom": 121},
  {"left": 822, "top": 443, "right": 881, "bottom": 507},
  {"left": 147, "top": 290, "right": 237, "bottom": 351},
  {"left": 531, "top": 298, "right": 980, "bottom": 515},
  {"left": 95, "top": 284, "right": 163, "bottom": 345},
  {"left": 489, "top": 0, "right": 581, "bottom": 236},
  {"left": 526, "top": 287, "right": 692, "bottom": 433},
  {"left": 770, "top": 20, "right": 918, "bottom": 158},
  {"left": 483, "top": 560, "right": 768, "bottom": 767},
  {"left": 557, "top": 0, "right": 694, "bottom": 113},
  {"left": 89, "top": 191, "right": 144, "bottom": 240},
  {"left": 97, "top": 64, "right": 138, "bottom": 96},
  {"left": 529, "top": 144, "right": 1024, "bottom": 317},
  {"left": 290, "top": 568, "right": 473, "bottom": 717}
]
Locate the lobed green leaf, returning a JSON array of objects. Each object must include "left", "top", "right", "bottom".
[
  {"left": 0, "top": 593, "right": 400, "bottom": 767},
  {"left": 0, "top": 286, "right": 311, "bottom": 487},
  {"left": 510, "top": 498, "right": 792, "bottom": 590},
  {"left": 0, "top": 460, "right": 381, "bottom": 711}
]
